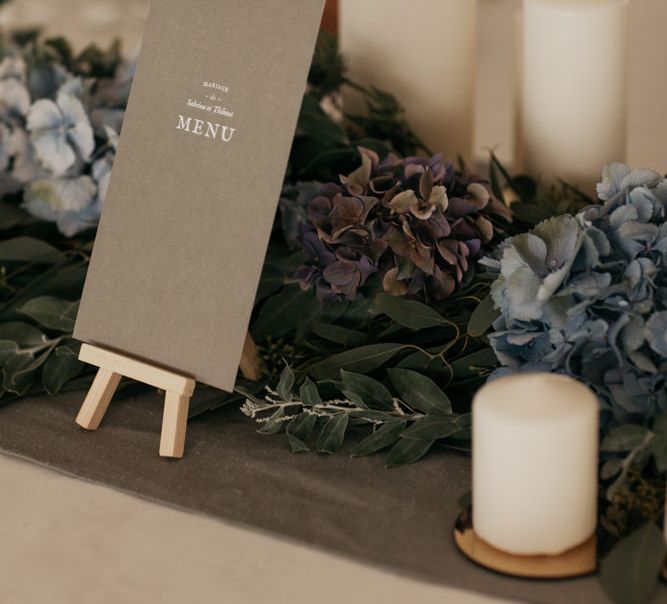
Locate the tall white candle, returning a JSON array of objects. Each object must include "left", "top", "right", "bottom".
[
  {"left": 521, "top": 0, "right": 629, "bottom": 194},
  {"left": 339, "top": 0, "right": 478, "bottom": 161},
  {"left": 473, "top": 373, "right": 599, "bottom": 556}
]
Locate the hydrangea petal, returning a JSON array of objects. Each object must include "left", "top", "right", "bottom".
[
  {"left": 26, "top": 98, "right": 63, "bottom": 132},
  {"left": 620, "top": 169, "right": 662, "bottom": 191},
  {"left": 533, "top": 215, "right": 583, "bottom": 271},
  {"left": 645, "top": 312, "right": 667, "bottom": 356},
  {"left": 0, "top": 56, "right": 27, "bottom": 81},
  {"left": 57, "top": 92, "right": 95, "bottom": 161},
  {"left": 388, "top": 189, "right": 418, "bottom": 214},
  {"left": 24, "top": 176, "right": 96, "bottom": 214},
  {"left": 596, "top": 163, "right": 631, "bottom": 200},
  {"left": 0, "top": 80, "right": 31, "bottom": 117},
  {"left": 505, "top": 266, "right": 543, "bottom": 321},
  {"left": 27, "top": 99, "right": 75, "bottom": 175},
  {"left": 511, "top": 232, "right": 547, "bottom": 275}
]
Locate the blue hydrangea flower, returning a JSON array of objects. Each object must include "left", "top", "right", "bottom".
[
  {"left": 0, "top": 38, "right": 129, "bottom": 236},
  {"left": 485, "top": 164, "right": 667, "bottom": 425}
]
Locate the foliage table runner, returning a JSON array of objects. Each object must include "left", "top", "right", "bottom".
[{"left": 0, "top": 389, "right": 642, "bottom": 604}]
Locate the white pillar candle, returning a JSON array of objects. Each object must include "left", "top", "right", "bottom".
[
  {"left": 339, "top": 0, "right": 478, "bottom": 161},
  {"left": 473, "top": 373, "right": 599, "bottom": 556},
  {"left": 521, "top": 0, "right": 629, "bottom": 194}
]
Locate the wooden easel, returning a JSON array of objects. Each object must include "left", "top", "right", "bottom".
[{"left": 76, "top": 334, "right": 261, "bottom": 458}]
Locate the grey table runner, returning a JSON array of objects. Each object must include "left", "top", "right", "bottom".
[{"left": 0, "top": 390, "right": 661, "bottom": 604}]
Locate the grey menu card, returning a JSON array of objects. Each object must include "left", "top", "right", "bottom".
[{"left": 74, "top": 0, "right": 326, "bottom": 390}]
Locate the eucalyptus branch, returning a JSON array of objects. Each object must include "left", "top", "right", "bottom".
[{"left": 241, "top": 384, "right": 424, "bottom": 427}]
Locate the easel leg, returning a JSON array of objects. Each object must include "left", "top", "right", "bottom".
[
  {"left": 159, "top": 391, "right": 190, "bottom": 458},
  {"left": 76, "top": 368, "right": 122, "bottom": 430}
]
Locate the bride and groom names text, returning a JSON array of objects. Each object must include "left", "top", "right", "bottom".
[{"left": 176, "top": 80, "right": 236, "bottom": 143}]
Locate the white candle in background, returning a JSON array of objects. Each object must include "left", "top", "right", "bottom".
[
  {"left": 521, "top": 0, "right": 629, "bottom": 193},
  {"left": 473, "top": 373, "right": 599, "bottom": 556},
  {"left": 339, "top": 0, "right": 478, "bottom": 161}
]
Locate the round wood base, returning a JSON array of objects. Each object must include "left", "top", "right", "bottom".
[{"left": 453, "top": 509, "right": 597, "bottom": 580}]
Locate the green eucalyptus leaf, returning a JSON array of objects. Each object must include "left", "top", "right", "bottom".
[
  {"left": 341, "top": 389, "right": 368, "bottom": 409},
  {"left": 57, "top": 337, "right": 81, "bottom": 356},
  {"left": 0, "top": 201, "right": 33, "bottom": 230},
  {"left": 0, "top": 340, "right": 20, "bottom": 364},
  {"left": 17, "top": 296, "right": 79, "bottom": 332},
  {"left": 252, "top": 286, "right": 319, "bottom": 342},
  {"left": 310, "top": 343, "right": 407, "bottom": 380},
  {"left": 276, "top": 365, "right": 295, "bottom": 401},
  {"left": 601, "top": 458, "right": 624, "bottom": 480},
  {"left": 386, "top": 437, "right": 435, "bottom": 468},
  {"left": 257, "top": 408, "right": 287, "bottom": 435},
  {"left": 235, "top": 385, "right": 263, "bottom": 406},
  {"left": 600, "top": 523, "right": 666, "bottom": 604},
  {"left": 601, "top": 425, "right": 653, "bottom": 453},
  {"left": 298, "top": 95, "right": 347, "bottom": 146},
  {"left": 374, "top": 294, "right": 446, "bottom": 330},
  {"left": 449, "top": 348, "right": 499, "bottom": 379},
  {"left": 0, "top": 260, "right": 87, "bottom": 322},
  {"left": 340, "top": 297, "right": 377, "bottom": 323},
  {"left": 467, "top": 295, "right": 499, "bottom": 337},
  {"left": 317, "top": 413, "right": 349, "bottom": 454},
  {"left": 351, "top": 420, "right": 407, "bottom": 457},
  {"left": 0, "top": 322, "right": 47, "bottom": 347},
  {"left": 395, "top": 349, "right": 455, "bottom": 376},
  {"left": 401, "top": 416, "right": 460, "bottom": 441},
  {"left": 2, "top": 350, "right": 49, "bottom": 396},
  {"left": 286, "top": 412, "right": 317, "bottom": 453},
  {"left": 255, "top": 264, "right": 285, "bottom": 304},
  {"left": 0, "top": 237, "right": 62, "bottom": 264},
  {"left": 349, "top": 409, "right": 395, "bottom": 423},
  {"left": 388, "top": 368, "right": 452, "bottom": 415},
  {"left": 312, "top": 322, "right": 367, "bottom": 347},
  {"left": 488, "top": 160, "right": 505, "bottom": 204},
  {"left": 299, "top": 378, "right": 322, "bottom": 405},
  {"left": 340, "top": 370, "right": 394, "bottom": 411},
  {"left": 286, "top": 434, "right": 310, "bottom": 454},
  {"left": 42, "top": 345, "right": 83, "bottom": 395}
]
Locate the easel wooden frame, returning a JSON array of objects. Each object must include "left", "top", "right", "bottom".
[{"left": 76, "top": 335, "right": 261, "bottom": 458}]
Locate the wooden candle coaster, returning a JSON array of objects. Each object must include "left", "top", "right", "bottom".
[{"left": 453, "top": 508, "right": 597, "bottom": 580}]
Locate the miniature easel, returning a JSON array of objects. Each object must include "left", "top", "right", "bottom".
[{"left": 76, "top": 334, "right": 261, "bottom": 458}]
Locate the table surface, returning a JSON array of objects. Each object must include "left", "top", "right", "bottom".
[
  {"left": 0, "top": 387, "right": 627, "bottom": 604},
  {"left": 0, "top": 452, "right": 510, "bottom": 604}
]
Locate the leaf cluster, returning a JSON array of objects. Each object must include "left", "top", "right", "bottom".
[
  {"left": 248, "top": 273, "right": 500, "bottom": 466},
  {"left": 240, "top": 363, "right": 471, "bottom": 468},
  {"left": 288, "top": 32, "right": 429, "bottom": 184},
  {"left": 0, "top": 234, "right": 90, "bottom": 402}
]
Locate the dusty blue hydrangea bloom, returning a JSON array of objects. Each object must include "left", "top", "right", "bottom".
[
  {"left": 483, "top": 163, "right": 667, "bottom": 425},
  {"left": 0, "top": 39, "right": 131, "bottom": 236}
]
